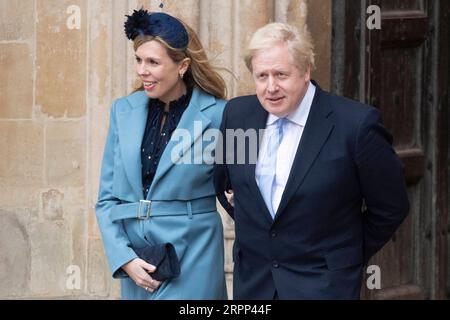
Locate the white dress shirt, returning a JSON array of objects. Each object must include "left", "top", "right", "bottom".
[{"left": 255, "top": 82, "right": 316, "bottom": 216}]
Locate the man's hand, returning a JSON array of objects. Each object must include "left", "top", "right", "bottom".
[
  {"left": 121, "top": 258, "right": 162, "bottom": 292},
  {"left": 225, "top": 190, "right": 234, "bottom": 207}
]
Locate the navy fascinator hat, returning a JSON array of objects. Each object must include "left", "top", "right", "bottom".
[{"left": 124, "top": 9, "right": 189, "bottom": 49}]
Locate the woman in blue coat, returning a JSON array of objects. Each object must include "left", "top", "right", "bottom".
[{"left": 96, "top": 9, "right": 227, "bottom": 299}]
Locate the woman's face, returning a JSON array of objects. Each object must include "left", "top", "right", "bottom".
[{"left": 135, "top": 40, "right": 188, "bottom": 103}]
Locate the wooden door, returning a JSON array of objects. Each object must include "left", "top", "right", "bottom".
[{"left": 331, "top": 0, "right": 449, "bottom": 299}]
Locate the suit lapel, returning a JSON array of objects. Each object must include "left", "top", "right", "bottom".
[
  {"left": 148, "top": 87, "right": 214, "bottom": 198},
  {"left": 116, "top": 91, "right": 149, "bottom": 200},
  {"left": 243, "top": 99, "right": 274, "bottom": 224},
  {"left": 274, "top": 87, "right": 334, "bottom": 221}
]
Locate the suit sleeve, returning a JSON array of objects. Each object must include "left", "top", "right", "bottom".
[
  {"left": 355, "top": 108, "right": 410, "bottom": 264},
  {"left": 95, "top": 100, "right": 137, "bottom": 278},
  {"left": 214, "top": 102, "right": 235, "bottom": 219}
]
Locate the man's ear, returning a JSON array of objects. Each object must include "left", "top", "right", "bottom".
[{"left": 303, "top": 65, "right": 311, "bottom": 82}]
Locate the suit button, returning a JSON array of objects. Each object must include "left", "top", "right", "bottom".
[
  {"left": 271, "top": 231, "right": 277, "bottom": 238},
  {"left": 272, "top": 260, "right": 279, "bottom": 268}
]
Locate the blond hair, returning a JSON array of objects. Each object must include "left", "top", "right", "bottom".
[
  {"left": 133, "top": 19, "right": 227, "bottom": 100},
  {"left": 244, "top": 22, "right": 315, "bottom": 74}
]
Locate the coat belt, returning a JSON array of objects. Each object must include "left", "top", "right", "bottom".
[{"left": 110, "top": 196, "right": 217, "bottom": 222}]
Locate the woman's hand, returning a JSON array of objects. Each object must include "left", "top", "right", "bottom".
[
  {"left": 225, "top": 189, "right": 234, "bottom": 207},
  {"left": 121, "top": 258, "right": 162, "bottom": 292}
]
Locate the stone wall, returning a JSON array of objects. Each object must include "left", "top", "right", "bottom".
[{"left": 0, "top": 0, "right": 330, "bottom": 299}]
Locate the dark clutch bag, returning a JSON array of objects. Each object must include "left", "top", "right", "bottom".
[{"left": 133, "top": 243, "right": 180, "bottom": 281}]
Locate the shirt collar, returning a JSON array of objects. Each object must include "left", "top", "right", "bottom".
[{"left": 266, "top": 81, "right": 316, "bottom": 127}]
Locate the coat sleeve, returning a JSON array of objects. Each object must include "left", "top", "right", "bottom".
[
  {"left": 355, "top": 107, "right": 410, "bottom": 264},
  {"left": 214, "top": 102, "right": 235, "bottom": 219},
  {"left": 95, "top": 100, "right": 137, "bottom": 278}
]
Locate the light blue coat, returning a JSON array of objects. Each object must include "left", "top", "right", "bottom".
[{"left": 96, "top": 87, "right": 227, "bottom": 299}]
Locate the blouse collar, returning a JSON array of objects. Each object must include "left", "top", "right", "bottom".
[{"left": 148, "top": 86, "right": 193, "bottom": 112}]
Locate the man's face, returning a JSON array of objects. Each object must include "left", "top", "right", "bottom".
[{"left": 251, "top": 43, "right": 310, "bottom": 118}]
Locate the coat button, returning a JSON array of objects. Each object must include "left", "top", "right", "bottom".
[
  {"left": 271, "top": 231, "right": 277, "bottom": 238},
  {"left": 272, "top": 260, "right": 279, "bottom": 268}
]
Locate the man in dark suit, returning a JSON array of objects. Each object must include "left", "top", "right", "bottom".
[{"left": 214, "top": 22, "right": 409, "bottom": 299}]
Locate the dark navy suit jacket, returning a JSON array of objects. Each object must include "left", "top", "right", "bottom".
[{"left": 214, "top": 81, "right": 410, "bottom": 299}]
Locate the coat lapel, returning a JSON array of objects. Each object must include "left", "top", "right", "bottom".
[
  {"left": 243, "top": 99, "right": 274, "bottom": 224},
  {"left": 147, "top": 87, "right": 214, "bottom": 198},
  {"left": 274, "top": 86, "right": 334, "bottom": 221},
  {"left": 116, "top": 91, "right": 149, "bottom": 200}
]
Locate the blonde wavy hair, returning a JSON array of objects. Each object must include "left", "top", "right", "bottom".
[
  {"left": 244, "top": 22, "right": 315, "bottom": 75},
  {"left": 133, "top": 19, "right": 227, "bottom": 100}
]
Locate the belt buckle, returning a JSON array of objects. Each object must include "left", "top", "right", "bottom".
[{"left": 137, "top": 200, "right": 152, "bottom": 220}]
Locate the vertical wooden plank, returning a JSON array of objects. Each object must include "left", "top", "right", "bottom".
[
  {"left": 434, "top": 0, "right": 449, "bottom": 299},
  {"left": 331, "top": 0, "right": 363, "bottom": 101}
]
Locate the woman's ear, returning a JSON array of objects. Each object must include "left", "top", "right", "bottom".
[{"left": 179, "top": 57, "right": 191, "bottom": 75}]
